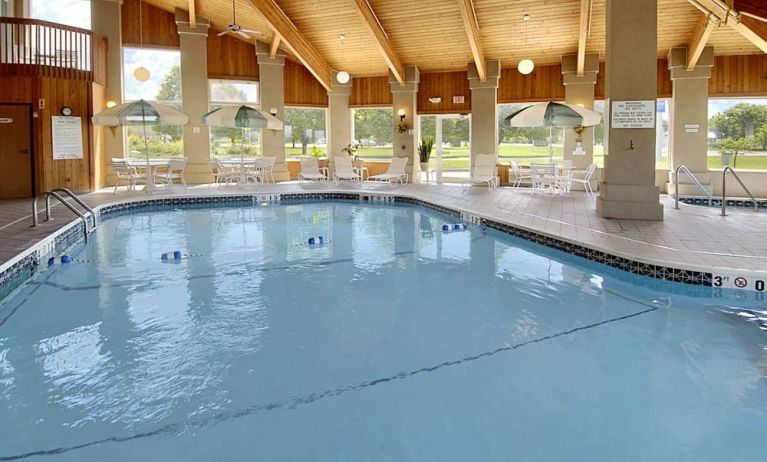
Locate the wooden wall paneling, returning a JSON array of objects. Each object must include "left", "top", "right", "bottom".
[
  {"left": 710, "top": 55, "right": 767, "bottom": 97},
  {"left": 498, "top": 64, "right": 565, "bottom": 104},
  {"left": 207, "top": 34, "right": 260, "bottom": 80},
  {"left": 350, "top": 76, "right": 392, "bottom": 107},
  {"left": 417, "top": 71, "right": 471, "bottom": 114},
  {"left": 284, "top": 59, "right": 328, "bottom": 107},
  {"left": 122, "top": 0, "right": 180, "bottom": 48}
]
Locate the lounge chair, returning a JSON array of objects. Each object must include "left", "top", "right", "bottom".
[
  {"left": 368, "top": 157, "right": 409, "bottom": 186},
  {"left": 298, "top": 156, "right": 328, "bottom": 183},
  {"left": 333, "top": 156, "right": 362, "bottom": 184},
  {"left": 463, "top": 154, "right": 497, "bottom": 189},
  {"left": 509, "top": 160, "right": 532, "bottom": 187}
]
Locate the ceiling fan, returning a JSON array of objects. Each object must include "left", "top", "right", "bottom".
[{"left": 217, "top": 0, "right": 259, "bottom": 39}]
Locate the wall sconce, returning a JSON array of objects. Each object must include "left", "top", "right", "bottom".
[
  {"left": 428, "top": 97, "right": 442, "bottom": 104},
  {"left": 269, "top": 107, "right": 278, "bottom": 116},
  {"left": 397, "top": 109, "right": 408, "bottom": 134},
  {"left": 106, "top": 100, "right": 117, "bottom": 108}
]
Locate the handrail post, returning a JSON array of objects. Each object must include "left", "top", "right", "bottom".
[
  {"left": 721, "top": 166, "right": 758, "bottom": 216},
  {"left": 31, "top": 196, "right": 40, "bottom": 227},
  {"left": 674, "top": 164, "right": 712, "bottom": 209},
  {"left": 45, "top": 194, "right": 51, "bottom": 221},
  {"left": 722, "top": 167, "right": 727, "bottom": 216}
]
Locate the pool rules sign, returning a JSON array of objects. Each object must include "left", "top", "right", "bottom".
[
  {"left": 51, "top": 116, "right": 84, "bottom": 160},
  {"left": 611, "top": 100, "right": 656, "bottom": 129}
]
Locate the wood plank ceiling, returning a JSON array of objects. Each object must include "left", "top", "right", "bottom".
[{"left": 143, "top": 0, "right": 763, "bottom": 78}]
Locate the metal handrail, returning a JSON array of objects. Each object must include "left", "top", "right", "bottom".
[
  {"left": 722, "top": 166, "right": 758, "bottom": 216},
  {"left": 31, "top": 189, "right": 96, "bottom": 242},
  {"left": 674, "top": 164, "right": 712, "bottom": 209}
]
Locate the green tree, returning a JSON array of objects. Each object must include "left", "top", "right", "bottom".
[
  {"left": 710, "top": 103, "right": 767, "bottom": 142},
  {"left": 353, "top": 108, "right": 393, "bottom": 144},
  {"left": 153, "top": 64, "right": 183, "bottom": 142},
  {"left": 285, "top": 108, "right": 325, "bottom": 155},
  {"left": 209, "top": 84, "right": 249, "bottom": 150},
  {"left": 720, "top": 136, "right": 757, "bottom": 167}
]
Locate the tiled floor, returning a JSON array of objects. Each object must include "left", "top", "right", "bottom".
[{"left": 1, "top": 183, "right": 765, "bottom": 278}]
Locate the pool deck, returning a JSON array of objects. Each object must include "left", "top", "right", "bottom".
[{"left": 1, "top": 182, "right": 766, "bottom": 283}]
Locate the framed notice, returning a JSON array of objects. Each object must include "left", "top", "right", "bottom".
[
  {"left": 611, "top": 100, "right": 655, "bottom": 129},
  {"left": 52, "top": 116, "right": 84, "bottom": 160}
]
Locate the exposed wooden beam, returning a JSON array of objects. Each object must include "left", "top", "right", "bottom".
[
  {"left": 687, "top": 13, "right": 716, "bottom": 69},
  {"left": 351, "top": 0, "right": 405, "bottom": 85},
  {"left": 732, "top": 15, "right": 767, "bottom": 53},
  {"left": 188, "top": 0, "right": 196, "bottom": 28},
  {"left": 576, "top": 0, "right": 593, "bottom": 76},
  {"left": 246, "top": 0, "right": 332, "bottom": 91},
  {"left": 735, "top": 0, "right": 767, "bottom": 21},
  {"left": 270, "top": 33, "right": 281, "bottom": 59},
  {"left": 456, "top": 0, "right": 485, "bottom": 81},
  {"left": 687, "top": 0, "right": 767, "bottom": 54}
]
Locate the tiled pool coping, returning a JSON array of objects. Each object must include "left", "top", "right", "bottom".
[{"left": 0, "top": 191, "right": 717, "bottom": 301}]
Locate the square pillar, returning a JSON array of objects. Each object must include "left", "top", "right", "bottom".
[
  {"left": 390, "top": 66, "right": 419, "bottom": 182},
  {"left": 327, "top": 70, "right": 352, "bottom": 167},
  {"left": 597, "top": 0, "right": 663, "bottom": 220},
  {"left": 91, "top": 0, "right": 124, "bottom": 190},
  {"left": 256, "top": 41, "right": 289, "bottom": 181},
  {"left": 561, "top": 53, "right": 599, "bottom": 169},
  {"left": 468, "top": 60, "right": 501, "bottom": 169},
  {"left": 175, "top": 8, "right": 211, "bottom": 184},
  {"left": 667, "top": 46, "right": 714, "bottom": 195}
]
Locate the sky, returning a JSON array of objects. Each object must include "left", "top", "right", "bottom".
[
  {"left": 31, "top": 0, "right": 90, "bottom": 29},
  {"left": 123, "top": 48, "right": 181, "bottom": 101}
]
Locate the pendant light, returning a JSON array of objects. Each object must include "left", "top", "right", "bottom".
[
  {"left": 517, "top": 14, "right": 534, "bottom": 75},
  {"left": 133, "top": 0, "right": 151, "bottom": 82},
  {"left": 336, "top": 34, "right": 351, "bottom": 84}
]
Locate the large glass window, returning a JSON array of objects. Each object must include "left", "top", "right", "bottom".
[
  {"left": 708, "top": 98, "right": 767, "bottom": 170},
  {"left": 123, "top": 48, "right": 183, "bottom": 158},
  {"left": 284, "top": 107, "right": 327, "bottom": 158},
  {"left": 1, "top": 0, "right": 14, "bottom": 17},
  {"left": 30, "top": 0, "right": 90, "bottom": 29},
  {"left": 419, "top": 114, "right": 471, "bottom": 183},
  {"left": 497, "top": 103, "right": 563, "bottom": 165},
  {"left": 208, "top": 79, "right": 260, "bottom": 157},
  {"left": 352, "top": 108, "right": 393, "bottom": 159}
]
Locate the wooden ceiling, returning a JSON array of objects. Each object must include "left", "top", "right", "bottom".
[{"left": 141, "top": 0, "right": 763, "bottom": 78}]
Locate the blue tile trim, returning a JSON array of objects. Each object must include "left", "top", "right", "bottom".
[{"left": 0, "top": 192, "right": 714, "bottom": 302}]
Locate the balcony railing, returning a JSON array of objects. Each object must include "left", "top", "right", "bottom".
[{"left": 0, "top": 17, "right": 107, "bottom": 84}]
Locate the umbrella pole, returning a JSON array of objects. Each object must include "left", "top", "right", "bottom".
[{"left": 548, "top": 126, "right": 553, "bottom": 163}]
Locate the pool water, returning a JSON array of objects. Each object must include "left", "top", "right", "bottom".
[{"left": 1, "top": 201, "right": 765, "bottom": 461}]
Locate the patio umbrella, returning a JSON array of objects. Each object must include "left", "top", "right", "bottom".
[
  {"left": 92, "top": 100, "right": 189, "bottom": 190},
  {"left": 201, "top": 105, "right": 284, "bottom": 182},
  {"left": 505, "top": 101, "right": 601, "bottom": 162}
]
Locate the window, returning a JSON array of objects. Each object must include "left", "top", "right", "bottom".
[
  {"left": 708, "top": 98, "right": 767, "bottom": 170},
  {"left": 498, "top": 103, "right": 563, "bottom": 165},
  {"left": 123, "top": 48, "right": 183, "bottom": 158},
  {"left": 1, "top": 0, "right": 13, "bottom": 17},
  {"left": 208, "top": 79, "right": 260, "bottom": 157},
  {"left": 30, "top": 0, "right": 90, "bottom": 29},
  {"left": 352, "top": 108, "right": 393, "bottom": 159},
  {"left": 284, "top": 107, "right": 327, "bottom": 158}
]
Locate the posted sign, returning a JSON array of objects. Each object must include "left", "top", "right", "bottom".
[
  {"left": 611, "top": 100, "right": 655, "bottom": 129},
  {"left": 52, "top": 116, "right": 84, "bottom": 160}
]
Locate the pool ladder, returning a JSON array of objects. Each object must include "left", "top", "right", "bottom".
[
  {"left": 31, "top": 188, "right": 97, "bottom": 242},
  {"left": 673, "top": 165, "right": 758, "bottom": 216}
]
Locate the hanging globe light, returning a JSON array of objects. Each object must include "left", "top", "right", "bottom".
[
  {"left": 133, "top": 66, "right": 151, "bottom": 82},
  {"left": 336, "top": 71, "right": 351, "bottom": 84},
  {"left": 517, "top": 59, "right": 534, "bottom": 75}
]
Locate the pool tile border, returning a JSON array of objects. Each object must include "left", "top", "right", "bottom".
[{"left": 0, "top": 192, "right": 713, "bottom": 302}]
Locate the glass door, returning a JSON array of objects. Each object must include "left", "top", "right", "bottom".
[{"left": 419, "top": 114, "right": 471, "bottom": 183}]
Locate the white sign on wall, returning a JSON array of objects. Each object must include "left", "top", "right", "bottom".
[
  {"left": 52, "top": 116, "right": 84, "bottom": 160},
  {"left": 611, "top": 100, "right": 656, "bottom": 129}
]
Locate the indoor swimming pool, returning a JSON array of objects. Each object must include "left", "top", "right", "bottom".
[{"left": 0, "top": 200, "right": 765, "bottom": 461}]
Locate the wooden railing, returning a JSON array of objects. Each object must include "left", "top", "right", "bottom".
[{"left": 0, "top": 17, "right": 107, "bottom": 84}]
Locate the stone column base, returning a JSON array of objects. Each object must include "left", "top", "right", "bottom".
[
  {"left": 185, "top": 161, "right": 214, "bottom": 184},
  {"left": 597, "top": 183, "right": 663, "bottom": 220}
]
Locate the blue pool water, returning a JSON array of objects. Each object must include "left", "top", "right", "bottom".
[{"left": 1, "top": 201, "right": 765, "bottom": 461}]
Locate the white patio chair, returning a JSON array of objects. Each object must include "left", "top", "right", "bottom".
[
  {"left": 259, "top": 157, "right": 276, "bottom": 183},
  {"left": 213, "top": 159, "right": 238, "bottom": 186},
  {"left": 510, "top": 160, "right": 532, "bottom": 188},
  {"left": 111, "top": 158, "right": 145, "bottom": 193},
  {"left": 298, "top": 156, "right": 328, "bottom": 183},
  {"left": 530, "top": 163, "right": 558, "bottom": 193},
  {"left": 569, "top": 163, "right": 598, "bottom": 196},
  {"left": 333, "top": 156, "right": 362, "bottom": 184},
  {"left": 368, "top": 157, "right": 409, "bottom": 186},
  {"left": 156, "top": 157, "right": 188, "bottom": 190},
  {"left": 463, "top": 154, "right": 497, "bottom": 190}
]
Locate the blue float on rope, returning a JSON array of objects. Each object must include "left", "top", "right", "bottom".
[
  {"left": 308, "top": 236, "right": 325, "bottom": 245},
  {"left": 161, "top": 251, "right": 183, "bottom": 261},
  {"left": 442, "top": 223, "right": 468, "bottom": 232},
  {"left": 47, "top": 255, "right": 72, "bottom": 266}
]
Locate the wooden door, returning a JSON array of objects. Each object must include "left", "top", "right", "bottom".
[{"left": 0, "top": 104, "right": 33, "bottom": 198}]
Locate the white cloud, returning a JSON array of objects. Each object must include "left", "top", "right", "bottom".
[
  {"left": 31, "top": 0, "right": 91, "bottom": 29},
  {"left": 123, "top": 48, "right": 180, "bottom": 101}
]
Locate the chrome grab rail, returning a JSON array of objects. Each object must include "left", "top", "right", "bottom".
[
  {"left": 31, "top": 189, "right": 96, "bottom": 242},
  {"left": 722, "top": 167, "right": 758, "bottom": 216},
  {"left": 674, "top": 164, "right": 712, "bottom": 209}
]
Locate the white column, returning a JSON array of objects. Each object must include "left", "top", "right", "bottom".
[
  {"left": 667, "top": 46, "right": 714, "bottom": 195},
  {"left": 327, "top": 70, "right": 352, "bottom": 167},
  {"left": 175, "top": 8, "right": 211, "bottom": 184},
  {"left": 561, "top": 53, "right": 599, "bottom": 170},
  {"left": 256, "top": 41, "right": 289, "bottom": 181},
  {"left": 597, "top": 0, "right": 663, "bottom": 220},
  {"left": 468, "top": 60, "right": 501, "bottom": 168},
  {"left": 390, "top": 65, "right": 420, "bottom": 182}
]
